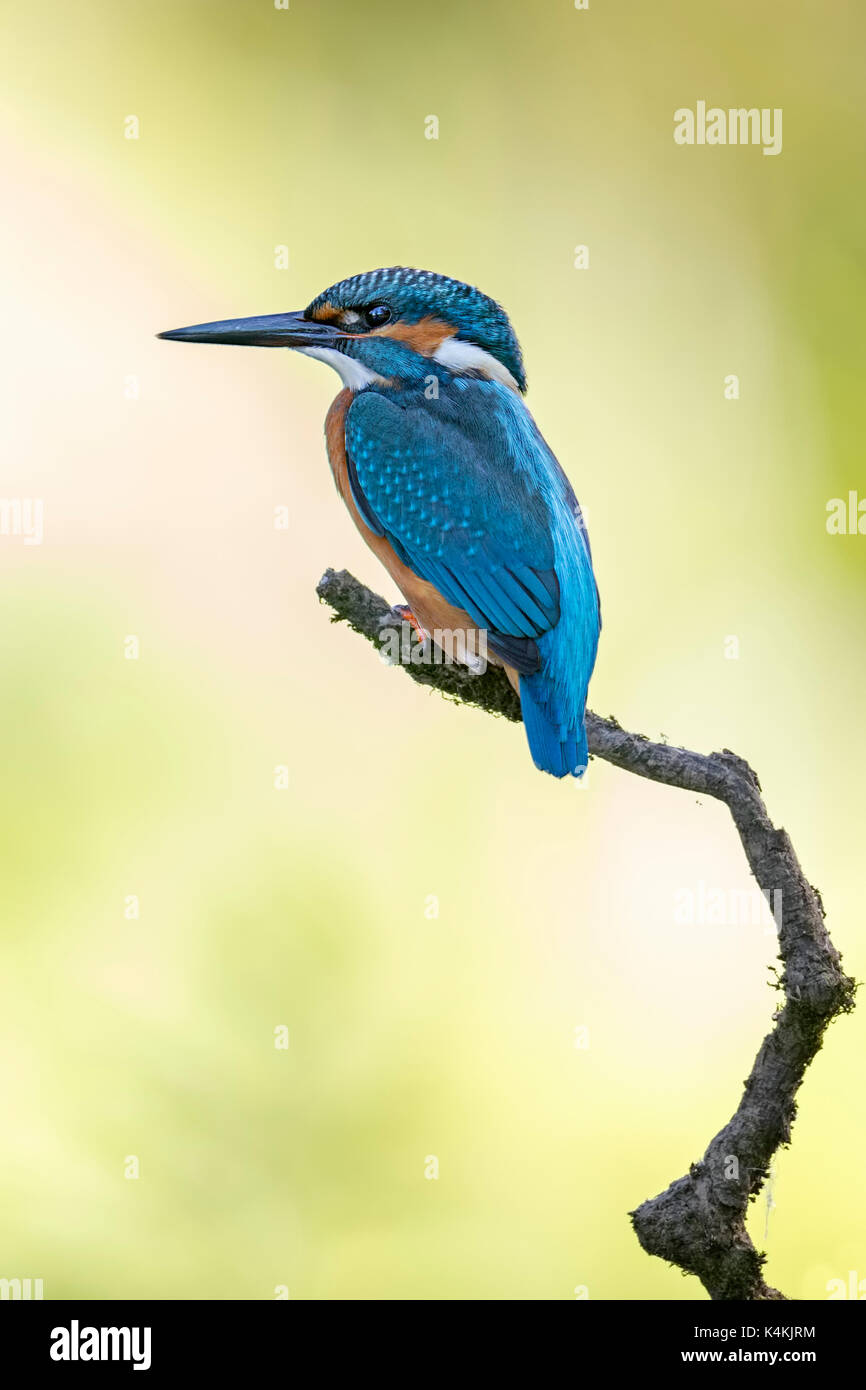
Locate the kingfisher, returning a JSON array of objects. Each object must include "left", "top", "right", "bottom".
[{"left": 159, "top": 268, "right": 600, "bottom": 777}]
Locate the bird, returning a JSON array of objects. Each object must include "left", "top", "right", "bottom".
[{"left": 159, "top": 267, "right": 600, "bottom": 777}]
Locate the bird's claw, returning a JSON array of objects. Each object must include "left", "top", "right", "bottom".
[{"left": 393, "top": 604, "right": 429, "bottom": 644}]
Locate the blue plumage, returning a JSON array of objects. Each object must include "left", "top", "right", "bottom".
[
  {"left": 346, "top": 376, "right": 600, "bottom": 777},
  {"left": 159, "top": 266, "right": 601, "bottom": 777}
]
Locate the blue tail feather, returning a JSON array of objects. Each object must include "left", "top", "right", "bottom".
[{"left": 519, "top": 675, "right": 588, "bottom": 779}]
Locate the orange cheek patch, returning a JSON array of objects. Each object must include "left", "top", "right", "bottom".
[
  {"left": 373, "top": 315, "right": 454, "bottom": 355},
  {"left": 316, "top": 311, "right": 456, "bottom": 352}
]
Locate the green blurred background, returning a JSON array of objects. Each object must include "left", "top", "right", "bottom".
[{"left": 1, "top": 0, "right": 864, "bottom": 1299}]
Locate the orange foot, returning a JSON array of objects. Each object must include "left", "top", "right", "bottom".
[{"left": 394, "top": 604, "right": 428, "bottom": 643}]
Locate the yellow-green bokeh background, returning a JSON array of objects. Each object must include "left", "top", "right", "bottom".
[{"left": 1, "top": 0, "right": 864, "bottom": 1299}]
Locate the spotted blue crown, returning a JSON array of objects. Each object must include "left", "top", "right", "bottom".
[{"left": 306, "top": 267, "right": 527, "bottom": 392}]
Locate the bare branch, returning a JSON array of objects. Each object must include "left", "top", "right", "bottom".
[{"left": 317, "top": 566, "right": 856, "bottom": 1300}]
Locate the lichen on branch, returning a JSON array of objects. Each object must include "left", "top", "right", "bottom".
[{"left": 317, "top": 566, "right": 855, "bottom": 1300}]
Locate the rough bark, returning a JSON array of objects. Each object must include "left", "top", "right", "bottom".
[{"left": 316, "top": 566, "right": 856, "bottom": 1300}]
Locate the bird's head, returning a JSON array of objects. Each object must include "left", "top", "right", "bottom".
[{"left": 158, "top": 267, "right": 526, "bottom": 394}]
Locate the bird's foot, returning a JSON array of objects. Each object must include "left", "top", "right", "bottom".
[{"left": 393, "top": 604, "right": 429, "bottom": 644}]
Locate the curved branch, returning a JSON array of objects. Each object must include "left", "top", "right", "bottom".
[{"left": 316, "top": 567, "right": 856, "bottom": 1300}]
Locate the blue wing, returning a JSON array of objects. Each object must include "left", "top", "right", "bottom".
[
  {"left": 345, "top": 378, "right": 600, "bottom": 778},
  {"left": 345, "top": 382, "right": 562, "bottom": 672}
]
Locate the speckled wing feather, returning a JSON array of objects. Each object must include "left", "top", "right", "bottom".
[{"left": 344, "top": 383, "right": 561, "bottom": 671}]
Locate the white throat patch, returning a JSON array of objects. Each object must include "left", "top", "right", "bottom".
[{"left": 298, "top": 346, "right": 387, "bottom": 392}]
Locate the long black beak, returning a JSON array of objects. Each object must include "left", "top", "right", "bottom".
[{"left": 157, "top": 310, "right": 342, "bottom": 348}]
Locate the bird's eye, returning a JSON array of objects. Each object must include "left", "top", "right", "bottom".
[{"left": 364, "top": 304, "right": 392, "bottom": 328}]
